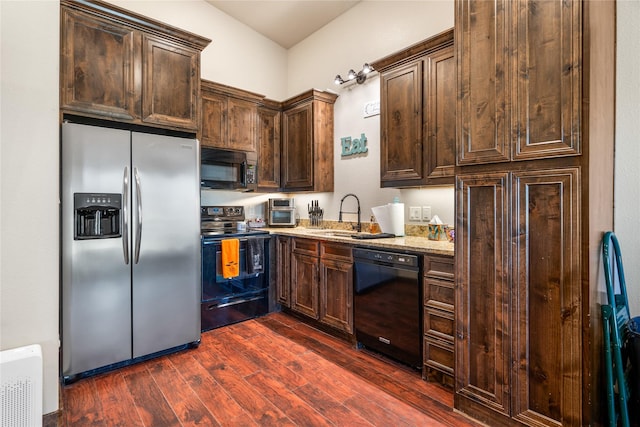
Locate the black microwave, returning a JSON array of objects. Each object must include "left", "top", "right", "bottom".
[{"left": 200, "top": 147, "right": 257, "bottom": 192}]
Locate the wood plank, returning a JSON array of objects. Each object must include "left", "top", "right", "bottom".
[
  {"left": 122, "top": 367, "right": 181, "bottom": 427},
  {"left": 225, "top": 327, "right": 308, "bottom": 388},
  {"left": 202, "top": 329, "right": 262, "bottom": 377},
  {"left": 293, "top": 382, "right": 375, "bottom": 427},
  {"left": 244, "top": 371, "right": 332, "bottom": 426},
  {"left": 193, "top": 347, "right": 297, "bottom": 426},
  {"left": 93, "top": 373, "right": 144, "bottom": 427},
  {"left": 147, "top": 357, "right": 219, "bottom": 426},
  {"left": 168, "top": 350, "right": 257, "bottom": 426},
  {"left": 63, "top": 378, "right": 104, "bottom": 426}
]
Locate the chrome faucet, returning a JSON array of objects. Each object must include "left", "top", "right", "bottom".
[{"left": 338, "top": 193, "right": 361, "bottom": 232}]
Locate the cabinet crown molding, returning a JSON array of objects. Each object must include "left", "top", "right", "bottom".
[
  {"left": 61, "top": 0, "right": 211, "bottom": 51},
  {"left": 201, "top": 80, "right": 266, "bottom": 103},
  {"left": 283, "top": 89, "right": 338, "bottom": 109},
  {"left": 372, "top": 28, "right": 454, "bottom": 72}
]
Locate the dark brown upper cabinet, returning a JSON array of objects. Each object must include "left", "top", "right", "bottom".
[
  {"left": 257, "top": 99, "right": 282, "bottom": 191},
  {"left": 456, "top": 0, "right": 581, "bottom": 166},
  {"left": 374, "top": 29, "right": 455, "bottom": 188},
  {"left": 60, "top": 0, "right": 210, "bottom": 132},
  {"left": 200, "top": 80, "right": 265, "bottom": 151},
  {"left": 281, "top": 90, "right": 338, "bottom": 192}
]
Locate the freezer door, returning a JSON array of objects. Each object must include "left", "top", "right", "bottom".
[
  {"left": 131, "top": 132, "right": 201, "bottom": 358},
  {"left": 61, "top": 123, "right": 132, "bottom": 377}
]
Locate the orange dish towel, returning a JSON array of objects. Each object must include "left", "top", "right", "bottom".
[{"left": 221, "top": 238, "right": 240, "bottom": 279}]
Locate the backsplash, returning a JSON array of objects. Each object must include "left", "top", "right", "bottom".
[{"left": 294, "top": 219, "right": 450, "bottom": 240}]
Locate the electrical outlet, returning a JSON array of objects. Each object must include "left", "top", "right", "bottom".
[
  {"left": 409, "top": 206, "right": 421, "bottom": 221},
  {"left": 422, "top": 206, "right": 432, "bottom": 221}
]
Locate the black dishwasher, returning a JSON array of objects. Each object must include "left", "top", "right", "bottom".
[{"left": 353, "top": 247, "right": 422, "bottom": 369}]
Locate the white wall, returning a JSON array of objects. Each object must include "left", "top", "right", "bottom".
[
  {"left": 1, "top": 0, "right": 61, "bottom": 415},
  {"left": 615, "top": 0, "right": 640, "bottom": 316},
  {"left": 107, "top": 0, "right": 289, "bottom": 100},
  {"left": 287, "top": 0, "right": 454, "bottom": 97}
]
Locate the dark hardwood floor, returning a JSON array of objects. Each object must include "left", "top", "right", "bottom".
[{"left": 55, "top": 312, "right": 483, "bottom": 426}]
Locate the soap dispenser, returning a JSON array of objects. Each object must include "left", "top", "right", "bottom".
[{"left": 370, "top": 215, "right": 380, "bottom": 234}]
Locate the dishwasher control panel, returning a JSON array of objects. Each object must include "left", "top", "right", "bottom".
[{"left": 352, "top": 248, "right": 419, "bottom": 267}]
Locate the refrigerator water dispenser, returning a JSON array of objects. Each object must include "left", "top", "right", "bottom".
[{"left": 74, "top": 193, "right": 121, "bottom": 239}]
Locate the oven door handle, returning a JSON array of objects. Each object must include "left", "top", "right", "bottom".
[
  {"left": 206, "top": 295, "right": 263, "bottom": 309},
  {"left": 201, "top": 237, "right": 264, "bottom": 245}
]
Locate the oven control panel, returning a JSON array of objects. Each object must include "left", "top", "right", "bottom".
[{"left": 201, "top": 205, "right": 244, "bottom": 221}]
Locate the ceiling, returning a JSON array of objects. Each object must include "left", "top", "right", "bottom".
[{"left": 206, "top": 1, "right": 361, "bottom": 49}]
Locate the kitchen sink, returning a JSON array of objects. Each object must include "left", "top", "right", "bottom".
[{"left": 306, "top": 229, "right": 395, "bottom": 239}]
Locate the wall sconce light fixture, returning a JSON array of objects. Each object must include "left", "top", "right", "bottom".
[{"left": 334, "top": 63, "right": 374, "bottom": 85}]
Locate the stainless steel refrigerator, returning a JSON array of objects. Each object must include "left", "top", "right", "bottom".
[{"left": 61, "top": 122, "right": 201, "bottom": 380}]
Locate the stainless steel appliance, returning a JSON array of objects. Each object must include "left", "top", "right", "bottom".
[
  {"left": 353, "top": 247, "right": 422, "bottom": 368},
  {"left": 200, "top": 147, "right": 257, "bottom": 191},
  {"left": 61, "top": 122, "right": 201, "bottom": 382},
  {"left": 201, "top": 206, "right": 271, "bottom": 330},
  {"left": 267, "top": 198, "right": 296, "bottom": 227}
]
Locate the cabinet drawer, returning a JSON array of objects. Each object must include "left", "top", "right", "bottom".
[
  {"left": 424, "top": 307, "right": 454, "bottom": 343},
  {"left": 320, "top": 242, "right": 352, "bottom": 262},
  {"left": 292, "top": 238, "right": 319, "bottom": 256},
  {"left": 424, "top": 278, "right": 454, "bottom": 309},
  {"left": 423, "top": 255, "right": 454, "bottom": 280},
  {"left": 424, "top": 337, "right": 454, "bottom": 374}
]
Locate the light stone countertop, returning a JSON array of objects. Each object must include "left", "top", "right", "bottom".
[{"left": 261, "top": 227, "right": 454, "bottom": 257}]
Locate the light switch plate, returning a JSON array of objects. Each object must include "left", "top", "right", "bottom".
[
  {"left": 422, "top": 206, "right": 432, "bottom": 221},
  {"left": 409, "top": 206, "right": 421, "bottom": 221}
]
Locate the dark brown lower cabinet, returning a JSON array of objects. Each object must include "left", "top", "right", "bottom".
[
  {"left": 288, "top": 237, "right": 353, "bottom": 335},
  {"left": 455, "top": 167, "right": 581, "bottom": 426},
  {"left": 456, "top": 172, "right": 511, "bottom": 420},
  {"left": 319, "top": 242, "right": 353, "bottom": 334},
  {"left": 276, "top": 236, "right": 291, "bottom": 307},
  {"left": 423, "top": 255, "right": 455, "bottom": 387},
  {"left": 291, "top": 238, "right": 320, "bottom": 319}
]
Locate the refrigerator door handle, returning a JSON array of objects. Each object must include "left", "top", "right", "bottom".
[
  {"left": 122, "top": 166, "right": 130, "bottom": 265},
  {"left": 134, "top": 167, "right": 143, "bottom": 264}
]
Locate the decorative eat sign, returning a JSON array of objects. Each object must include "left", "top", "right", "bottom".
[{"left": 340, "top": 133, "right": 368, "bottom": 157}]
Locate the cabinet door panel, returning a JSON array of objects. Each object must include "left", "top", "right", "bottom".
[
  {"left": 257, "top": 107, "right": 281, "bottom": 190},
  {"left": 200, "top": 91, "right": 227, "bottom": 148},
  {"left": 61, "top": 8, "right": 137, "bottom": 121},
  {"left": 291, "top": 253, "right": 318, "bottom": 319},
  {"left": 513, "top": 0, "right": 581, "bottom": 160},
  {"left": 425, "top": 46, "right": 456, "bottom": 182},
  {"left": 380, "top": 61, "right": 424, "bottom": 185},
  {"left": 320, "top": 259, "right": 353, "bottom": 334},
  {"left": 142, "top": 35, "right": 199, "bottom": 130},
  {"left": 276, "top": 236, "right": 290, "bottom": 307},
  {"left": 455, "top": 172, "right": 510, "bottom": 416},
  {"left": 228, "top": 98, "right": 257, "bottom": 151},
  {"left": 282, "top": 103, "right": 313, "bottom": 190},
  {"left": 511, "top": 168, "right": 581, "bottom": 426},
  {"left": 457, "top": 0, "right": 510, "bottom": 165}
]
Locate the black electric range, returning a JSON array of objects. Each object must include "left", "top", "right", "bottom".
[{"left": 200, "top": 206, "right": 271, "bottom": 331}]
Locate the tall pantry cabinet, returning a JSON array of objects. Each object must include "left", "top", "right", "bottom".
[{"left": 454, "top": 1, "right": 615, "bottom": 426}]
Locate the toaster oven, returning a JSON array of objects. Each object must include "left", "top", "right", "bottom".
[{"left": 267, "top": 198, "right": 295, "bottom": 227}]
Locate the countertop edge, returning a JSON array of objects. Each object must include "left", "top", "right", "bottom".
[{"left": 260, "top": 227, "right": 455, "bottom": 257}]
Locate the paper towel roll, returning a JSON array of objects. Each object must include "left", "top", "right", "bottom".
[
  {"left": 372, "top": 203, "right": 405, "bottom": 236},
  {"left": 389, "top": 202, "right": 405, "bottom": 236}
]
